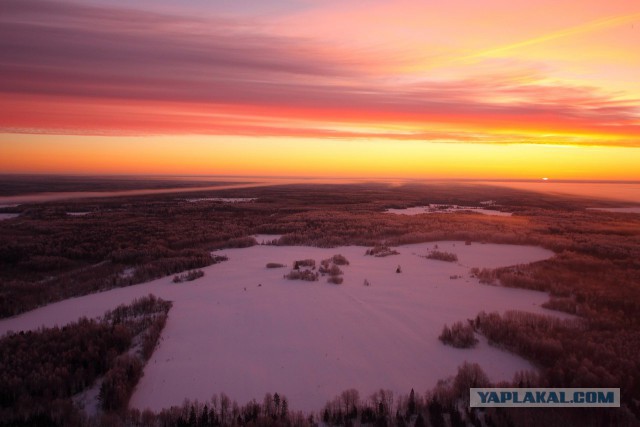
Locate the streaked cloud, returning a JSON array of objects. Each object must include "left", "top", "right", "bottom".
[{"left": 0, "top": 0, "right": 639, "bottom": 152}]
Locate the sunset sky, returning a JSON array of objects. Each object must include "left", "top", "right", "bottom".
[{"left": 1, "top": 0, "right": 639, "bottom": 179}]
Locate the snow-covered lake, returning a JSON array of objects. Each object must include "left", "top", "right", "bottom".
[
  {"left": 587, "top": 207, "right": 640, "bottom": 214},
  {"left": 386, "top": 205, "right": 512, "bottom": 216},
  {"left": 0, "top": 241, "right": 560, "bottom": 412},
  {"left": 185, "top": 197, "right": 257, "bottom": 203}
]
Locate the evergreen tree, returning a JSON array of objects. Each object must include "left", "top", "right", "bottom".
[{"left": 408, "top": 388, "right": 416, "bottom": 416}]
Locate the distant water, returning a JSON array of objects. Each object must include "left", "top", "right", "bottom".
[
  {"left": 476, "top": 181, "right": 640, "bottom": 204},
  {"left": 0, "top": 177, "right": 638, "bottom": 206},
  {"left": 0, "top": 182, "right": 275, "bottom": 206}
]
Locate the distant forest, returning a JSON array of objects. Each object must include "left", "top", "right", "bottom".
[{"left": 1, "top": 181, "right": 639, "bottom": 425}]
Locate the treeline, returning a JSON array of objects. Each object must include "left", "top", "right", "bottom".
[
  {"left": 473, "top": 311, "right": 640, "bottom": 408},
  {"left": 0, "top": 295, "right": 171, "bottom": 426},
  {"left": 473, "top": 250, "right": 640, "bottom": 318},
  {"left": 0, "top": 250, "right": 223, "bottom": 318},
  {"left": 469, "top": 251, "right": 640, "bottom": 415},
  {"left": 1, "top": 183, "right": 609, "bottom": 318}
]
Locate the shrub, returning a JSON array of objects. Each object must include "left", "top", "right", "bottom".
[
  {"left": 329, "top": 265, "right": 343, "bottom": 276},
  {"left": 328, "top": 275, "right": 343, "bottom": 284},
  {"left": 331, "top": 254, "right": 350, "bottom": 265},
  {"left": 266, "top": 263, "right": 285, "bottom": 269},
  {"left": 365, "top": 245, "right": 399, "bottom": 257},
  {"left": 285, "top": 270, "right": 318, "bottom": 281},
  {"left": 293, "top": 259, "right": 316, "bottom": 269},
  {"left": 470, "top": 267, "right": 497, "bottom": 285},
  {"left": 426, "top": 250, "right": 458, "bottom": 262},
  {"left": 172, "top": 269, "right": 204, "bottom": 283}
]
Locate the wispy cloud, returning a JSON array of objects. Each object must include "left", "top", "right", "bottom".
[
  {"left": 468, "top": 11, "right": 640, "bottom": 60},
  {"left": 1, "top": 0, "right": 639, "bottom": 147}
]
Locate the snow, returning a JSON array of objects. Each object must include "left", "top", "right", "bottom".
[
  {"left": 72, "top": 378, "right": 103, "bottom": 418},
  {"left": 185, "top": 197, "right": 257, "bottom": 203},
  {"left": 67, "top": 212, "right": 91, "bottom": 216},
  {"left": 386, "top": 204, "right": 512, "bottom": 216},
  {"left": 587, "top": 207, "right": 640, "bottom": 214},
  {"left": 0, "top": 241, "right": 561, "bottom": 412},
  {"left": 0, "top": 213, "right": 19, "bottom": 221}
]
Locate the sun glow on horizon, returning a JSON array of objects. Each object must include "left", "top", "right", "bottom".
[{"left": 2, "top": 134, "right": 638, "bottom": 181}]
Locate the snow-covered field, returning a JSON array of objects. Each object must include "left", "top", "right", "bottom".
[
  {"left": 0, "top": 241, "right": 561, "bottom": 412},
  {"left": 386, "top": 205, "right": 512, "bottom": 216}
]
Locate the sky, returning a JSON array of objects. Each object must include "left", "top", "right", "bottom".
[{"left": 0, "top": 0, "right": 639, "bottom": 180}]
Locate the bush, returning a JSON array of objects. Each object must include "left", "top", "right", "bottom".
[
  {"left": 426, "top": 250, "right": 458, "bottom": 262},
  {"left": 328, "top": 275, "right": 343, "bottom": 284},
  {"left": 266, "top": 263, "right": 285, "bottom": 269},
  {"left": 439, "top": 321, "right": 478, "bottom": 348},
  {"left": 331, "top": 254, "right": 350, "bottom": 265},
  {"left": 285, "top": 270, "right": 318, "bottom": 281},
  {"left": 328, "top": 265, "right": 343, "bottom": 276},
  {"left": 293, "top": 259, "right": 316, "bottom": 269},
  {"left": 172, "top": 269, "right": 204, "bottom": 283},
  {"left": 365, "top": 245, "right": 399, "bottom": 257}
]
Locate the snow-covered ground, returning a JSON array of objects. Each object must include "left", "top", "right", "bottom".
[
  {"left": 0, "top": 241, "right": 560, "bottom": 412},
  {"left": 587, "top": 207, "right": 640, "bottom": 214},
  {"left": 386, "top": 205, "right": 512, "bottom": 216},
  {"left": 0, "top": 213, "right": 19, "bottom": 221}
]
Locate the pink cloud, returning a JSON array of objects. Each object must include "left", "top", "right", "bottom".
[{"left": 1, "top": 0, "right": 639, "bottom": 146}]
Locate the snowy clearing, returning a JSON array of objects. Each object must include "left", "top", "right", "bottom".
[
  {"left": 0, "top": 241, "right": 560, "bottom": 412},
  {"left": 385, "top": 205, "right": 512, "bottom": 216}
]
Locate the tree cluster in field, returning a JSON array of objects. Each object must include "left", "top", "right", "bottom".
[
  {"left": 284, "top": 255, "right": 349, "bottom": 284},
  {"left": 425, "top": 250, "right": 458, "bottom": 262},
  {"left": 439, "top": 321, "right": 478, "bottom": 348},
  {"left": 365, "top": 245, "right": 399, "bottom": 257},
  {"left": 172, "top": 269, "right": 205, "bottom": 283},
  {"left": 0, "top": 295, "right": 171, "bottom": 426},
  {"left": 284, "top": 269, "right": 319, "bottom": 282}
]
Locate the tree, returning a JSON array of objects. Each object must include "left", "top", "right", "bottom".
[
  {"left": 274, "top": 392, "right": 281, "bottom": 418},
  {"left": 408, "top": 388, "right": 416, "bottom": 416}
]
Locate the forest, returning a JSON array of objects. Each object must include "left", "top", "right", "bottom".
[
  {"left": 1, "top": 180, "right": 639, "bottom": 425},
  {"left": 0, "top": 294, "right": 171, "bottom": 426}
]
